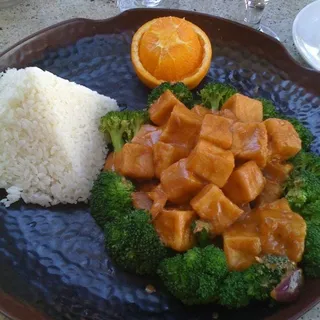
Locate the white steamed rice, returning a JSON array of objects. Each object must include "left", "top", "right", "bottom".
[{"left": 0, "top": 67, "right": 119, "bottom": 207}]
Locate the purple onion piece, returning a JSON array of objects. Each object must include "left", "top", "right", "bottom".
[{"left": 271, "top": 269, "right": 304, "bottom": 303}]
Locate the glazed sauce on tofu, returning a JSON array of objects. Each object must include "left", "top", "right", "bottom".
[{"left": 104, "top": 90, "right": 306, "bottom": 271}]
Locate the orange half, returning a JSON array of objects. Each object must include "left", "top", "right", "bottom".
[{"left": 131, "top": 16, "right": 212, "bottom": 89}]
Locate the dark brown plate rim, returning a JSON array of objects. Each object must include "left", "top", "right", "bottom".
[
  {"left": 0, "top": 8, "right": 319, "bottom": 320},
  {"left": 1, "top": 9, "right": 320, "bottom": 76}
]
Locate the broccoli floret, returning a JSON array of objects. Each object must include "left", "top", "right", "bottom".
[
  {"left": 284, "top": 117, "right": 314, "bottom": 150},
  {"left": 290, "top": 151, "right": 320, "bottom": 179},
  {"left": 157, "top": 246, "right": 228, "bottom": 305},
  {"left": 198, "top": 82, "right": 238, "bottom": 111},
  {"left": 100, "top": 111, "right": 129, "bottom": 152},
  {"left": 302, "top": 219, "right": 320, "bottom": 278},
  {"left": 258, "top": 98, "right": 281, "bottom": 120},
  {"left": 218, "top": 271, "right": 251, "bottom": 308},
  {"left": 284, "top": 169, "right": 320, "bottom": 209},
  {"left": 299, "top": 201, "right": 320, "bottom": 221},
  {"left": 100, "top": 110, "right": 149, "bottom": 152},
  {"left": 126, "top": 110, "right": 150, "bottom": 141},
  {"left": 245, "top": 255, "right": 296, "bottom": 301},
  {"left": 287, "top": 152, "right": 320, "bottom": 209},
  {"left": 147, "top": 82, "right": 194, "bottom": 108},
  {"left": 219, "top": 255, "right": 295, "bottom": 309},
  {"left": 192, "top": 220, "right": 213, "bottom": 248},
  {"left": 105, "top": 209, "right": 169, "bottom": 275},
  {"left": 90, "top": 171, "right": 135, "bottom": 228}
]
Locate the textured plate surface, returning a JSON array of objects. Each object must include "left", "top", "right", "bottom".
[{"left": 0, "top": 9, "right": 320, "bottom": 320}]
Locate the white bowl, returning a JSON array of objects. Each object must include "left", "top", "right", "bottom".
[{"left": 292, "top": 0, "right": 320, "bottom": 71}]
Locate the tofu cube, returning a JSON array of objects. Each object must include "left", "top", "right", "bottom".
[
  {"left": 258, "top": 198, "right": 292, "bottom": 212},
  {"left": 219, "top": 109, "right": 239, "bottom": 122},
  {"left": 154, "top": 209, "right": 196, "bottom": 252},
  {"left": 119, "top": 143, "right": 154, "bottom": 179},
  {"left": 200, "top": 114, "right": 233, "bottom": 149},
  {"left": 191, "top": 104, "right": 213, "bottom": 119},
  {"left": 224, "top": 210, "right": 260, "bottom": 236},
  {"left": 264, "top": 118, "right": 302, "bottom": 160},
  {"left": 221, "top": 93, "right": 263, "bottom": 122},
  {"left": 190, "top": 184, "right": 244, "bottom": 234},
  {"left": 259, "top": 209, "right": 306, "bottom": 262},
  {"left": 149, "top": 90, "right": 184, "bottom": 126},
  {"left": 104, "top": 152, "right": 116, "bottom": 172},
  {"left": 255, "top": 179, "right": 283, "bottom": 207},
  {"left": 187, "top": 140, "right": 235, "bottom": 187},
  {"left": 263, "top": 160, "right": 294, "bottom": 183},
  {"left": 148, "top": 185, "right": 168, "bottom": 219},
  {"left": 153, "top": 142, "right": 189, "bottom": 178},
  {"left": 224, "top": 234, "right": 262, "bottom": 271},
  {"left": 231, "top": 122, "right": 268, "bottom": 168},
  {"left": 132, "top": 192, "right": 153, "bottom": 211},
  {"left": 160, "top": 104, "right": 202, "bottom": 150},
  {"left": 160, "top": 159, "right": 204, "bottom": 204},
  {"left": 103, "top": 152, "right": 123, "bottom": 172},
  {"left": 131, "top": 124, "right": 162, "bottom": 147},
  {"left": 223, "top": 161, "right": 266, "bottom": 205}
]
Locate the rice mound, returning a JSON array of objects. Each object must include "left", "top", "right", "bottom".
[{"left": 0, "top": 67, "right": 119, "bottom": 207}]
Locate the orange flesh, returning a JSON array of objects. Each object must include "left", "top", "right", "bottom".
[
  {"left": 107, "top": 91, "right": 307, "bottom": 271},
  {"left": 131, "top": 16, "right": 212, "bottom": 89},
  {"left": 139, "top": 17, "right": 203, "bottom": 81}
]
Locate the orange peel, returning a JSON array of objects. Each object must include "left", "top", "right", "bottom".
[{"left": 131, "top": 16, "right": 212, "bottom": 89}]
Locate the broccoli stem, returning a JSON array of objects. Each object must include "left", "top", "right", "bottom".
[{"left": 109, "top": 129, "right": 125, "bottom": 153}]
